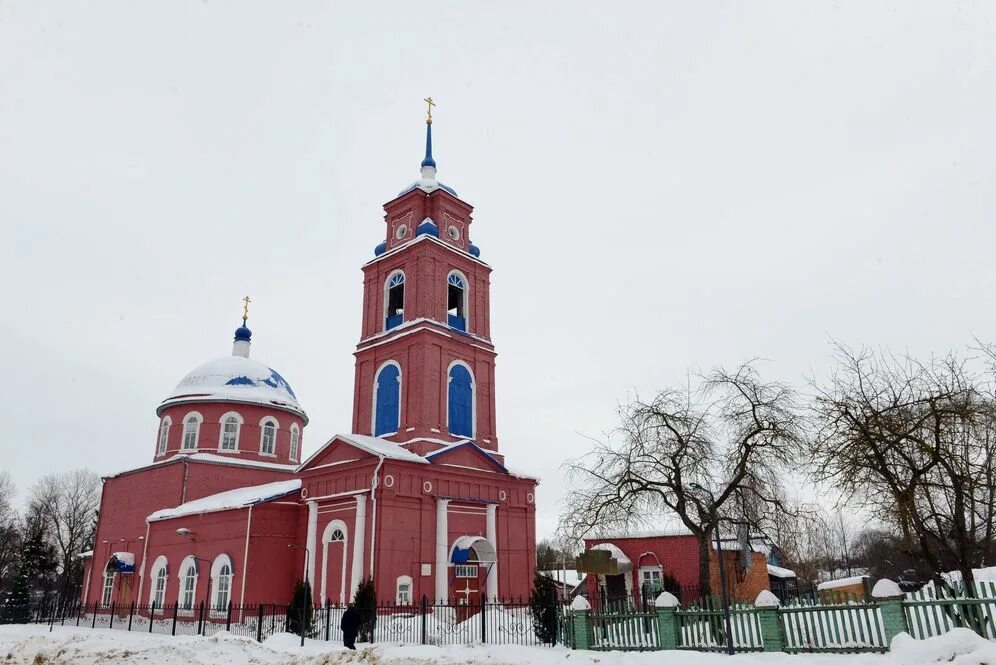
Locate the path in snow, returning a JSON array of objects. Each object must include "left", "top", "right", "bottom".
[{"left": 2, "top": 625, "right": 996, "bottom": 664}]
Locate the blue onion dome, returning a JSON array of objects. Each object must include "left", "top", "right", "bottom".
[
  {"left": 468, "top": 243, "right": 481, "bottom": 258},
  {"left": 234, "top": 325, "right": 252, "bottom": 342},
  {"left": 416, "top": 217, "right": 440, "bottom": 237},
  {"left": 374, "top": 241, "right": 387, "bottom": 256}
]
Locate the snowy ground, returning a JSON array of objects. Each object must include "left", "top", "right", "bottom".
[{"left": 2, "top": 625, "right": 996, "bottom": 664}]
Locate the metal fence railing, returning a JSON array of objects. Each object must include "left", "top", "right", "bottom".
[{"left": 19, "top": 595, "right": 564, "bottom": 648}]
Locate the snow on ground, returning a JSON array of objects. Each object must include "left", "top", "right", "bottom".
[{"left": 3, "top": 625, "right": 996, "bottom": 665}]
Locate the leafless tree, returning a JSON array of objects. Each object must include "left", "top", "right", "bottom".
[
  {"left": 559, "top": 362, "right": 805, "bottom": 593},
  {"left": 0, "top": 472, "right": 19, "bottom": 587},
  {"left": 30, "top": 469, "right": 101, "bottom": 599},
  {"left": 810, "top": 344, "right": 996, "bottom": 596}
]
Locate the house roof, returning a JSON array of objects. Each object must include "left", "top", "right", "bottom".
[{"left": 147, "top": 479, "right": 301, "bottom": 522}]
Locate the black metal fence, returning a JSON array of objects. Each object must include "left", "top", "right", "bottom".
[{"left": 24, "top": 595, "right": 565, "bottom": 647}]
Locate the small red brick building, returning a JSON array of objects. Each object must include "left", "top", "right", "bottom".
[
  {"left": 81, "top": 116, "right": 538, "bottom": 611},
  {"left": 582, "top": 531, "right": 773, "bottom": 605}
]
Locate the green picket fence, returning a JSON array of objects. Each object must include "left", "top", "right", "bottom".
[
  {"left": 780, "top": 602, "right": 887, "bottom": 652},
  {"left": 905, "top": 583, "right": 996, "bottom": 640},
  {"left": 675, "top": 597, "right": 763, "bottom": 652}
]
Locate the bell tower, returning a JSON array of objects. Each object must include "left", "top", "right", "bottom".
[{"left": 351, "top": 103, "right": 500, "bottom": 457}]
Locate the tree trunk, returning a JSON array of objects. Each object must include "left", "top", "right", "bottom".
[{"left": 697, "top": 534, "right": 712, "bottom": 597}]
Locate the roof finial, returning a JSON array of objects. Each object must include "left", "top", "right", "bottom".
[
  {"left": 233, "top": 296, "right": 253, "bottom": 357},
  {"left": 420, "top": 97, "right": 437, "bottom": 173},
  {"left": 424, "top": 96, "right": 435, "bottom": 125},
  {"left": 241, "top": 295, "right": 252, "bottom": 325}
]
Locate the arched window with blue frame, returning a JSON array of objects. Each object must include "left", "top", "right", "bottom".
[
  {"left": 447, "top": 272, "right": 467, "bottom": 332},
  {"left": 447, "top": 363, "right": 474, "bottom": 438},
  {"left": 374, "top": 362, "right": 401, "bottom": 436},
  {"left": 385, "top": 272, "right": 405, "bottom": 330}
]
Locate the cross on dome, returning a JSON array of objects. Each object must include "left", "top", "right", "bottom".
[{"left": 233, "top": 296, "right": 253, "bottom": 357}]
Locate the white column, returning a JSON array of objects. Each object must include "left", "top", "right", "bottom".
[
  {"left": 350, "top": 494, "right": 367, "bottom": 599},
  {"left": 435, "top": 498, "right": 449, "bottom": 603},
  {"left": 486, "top": 503, "right": 498, "bottom": 601},
  {"left": 306, "top": 501, "right": 318, "bottom": 597}
]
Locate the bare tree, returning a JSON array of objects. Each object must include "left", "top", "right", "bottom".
[
  {"left": 559, "top": 362, "right": 805, "bottom": 593},
  {"left": 0, "top": 472, "right": 19, "bottom": 589},
  {"left": 810, "top": 344, "right": 996, "bottom": 596},
  {"left": 30, "top": 469, "right": 101, "bottom": 600}
]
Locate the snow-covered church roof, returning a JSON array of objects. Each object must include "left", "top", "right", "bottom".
[{"left": 157, "top": 323, "right": 307, "bottom": 422}]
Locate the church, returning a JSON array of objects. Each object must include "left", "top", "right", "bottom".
[{"left": 80, "top": 104, "right": 539, "bottom": 611}]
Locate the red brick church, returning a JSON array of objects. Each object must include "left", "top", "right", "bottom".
[{"left": 81, "top": 108, "right": 539, "bottom": 611}]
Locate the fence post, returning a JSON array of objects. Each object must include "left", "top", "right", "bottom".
[
  {"left": 197, "top": 600, "right": 205, "bottom": 636},
  {"left": 226, "top": 601, "right": 233, "bottom": 632},
  {"left": 150, "top": 601, "right": 156, "bottom": 633},
  {"left": 256, "top": 604, "right": 264, "bottom": 643},
  {"left": 171, "top": 603, "right": 178, "bottom": 636},
  {"left": 754, "top": 590, "right": 784, "bottom": 652},
  {"left": 421, "top": 595, "right": 427, "bottom": 645},
  {"left": 653, "top": 591, "right": 681, "bottom": 650},
  {"left": 92, "top": 603, "right": 98, "bottom": 629},
  {"left": 872, "top": 579, "right": 908, "bottom": 648},
  {"left": 569, "top": 596, "right": 593, "bottom": 650},
  {"left": 324, "top": 599, "right": 331, "bottom": 642},
  {"left": 481, "top": 594, "right": 487, "bottom": 643},
  {"left": 128, "top": 602, "right": 135, "bottom": 631}
]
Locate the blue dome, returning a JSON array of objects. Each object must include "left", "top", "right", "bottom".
[
  {"left": 468, "top": 243, "right": 481, "bottom": 258},
  {"left": 416, "top": 218, "right": 440, "bottom": 237},
  {"left": 374, "top": 241, "right": 387, "bottom": 256},
  {"left": 234, "top": 325, "right": 252, "bottom": 342}
]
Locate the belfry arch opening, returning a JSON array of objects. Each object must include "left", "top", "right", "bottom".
[
  {"left": 447, "top": 272, "right": 466, "bottom": 332},
  {"left": 385, "top": 272, "right": 405, "bottom": 330}
]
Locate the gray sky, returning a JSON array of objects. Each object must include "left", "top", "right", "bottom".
[{"left": 2, "top": 2, "right": 995, "bottom": 541}]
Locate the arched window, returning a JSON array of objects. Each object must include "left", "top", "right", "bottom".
[
  {"left": 157, "top": 417, "right": 171, "bottom": 455},
  {"left": 447, "top": 362, "right": 474, "bottom": 438},
  {"left": 321, "top": 520, "right": 349, "bottom": 605},
  {"left": 259, "top": 418, "right": 278, "bottom": 455},
  {"left": 211, "top": 554, "right": 233, "bottom": 611},
  {"left": 148, "top": 555, "right": 169, "bottom": 608},
  {"left": 100, "top": 564, "right": 116, "bottom": 608},
  {"left": 181, "top": 413, "right": 202, "bottom": 451},
  {"left": 385, "top": 271, "right": 405, "bottom": 330},
  {"left": 219, "top": 413, "right": 242, "bottom": 451},
  {"left": 179, "top": 556, "right": 198, "bottom": 610},
  {"left": 289, "top": 424, "right": 300, "bottom": 462},
  {"left": 396, "top": 575, "right": 413, "bottom": 605},
  {"left": 447, "top": 271, "right": 468, "bottom": 332},
  {"left": 373, "top": 362, "right": 401, "bottom": 436}
]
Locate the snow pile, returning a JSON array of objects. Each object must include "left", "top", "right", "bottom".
[
  {"left": 872, "top": 579, "right": 903, "bottom": 599},
  {"left": 767, "top": 564, "right": 796, "bottom": 579},
  {"left": 5, "top": 624, "right": 996, "bottom": 665},
  {"left": 817, "top": 575, "right": 869, "bottom": 590},
  {"left": 148, "top": 479, "right": 301, "bottom": 521}
]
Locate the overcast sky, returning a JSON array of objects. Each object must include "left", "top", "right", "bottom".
[{"left": 2, "top": 2, "right": 995, "bottom": 540}]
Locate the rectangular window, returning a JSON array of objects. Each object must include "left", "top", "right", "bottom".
[
  {"left": 182, "top": 421, "right": 198, "bottom": 450},
  {"left": 215, "top": 575, "right": 230, "bottom": 610},
  {"left": 181, "top": 572, "right": 196, "bottom": 609},
  {"left": 397, "top": 583, "right": 411, "bottom": 605},
  {"left": 289, "top": 429, "right": 299, "bottom": 461},
  {"left": 455, "top": 565, "right": 477, "bottom": 578},
  {"left": 221, "top": 420, "right": 238, "bottom": 450},
  {"left": 158, "top": 423, "right": 169, "bottom": 454},
  {"left": 261, "top": 425, "right": 275, "bottom": 455},
  {"left": 153, "top": 574, "right": 166, "bottom": 608},
  {"left": 101, "top": 574, "right": 114, "bottom": 607}
]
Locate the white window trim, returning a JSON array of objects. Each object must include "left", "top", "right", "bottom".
[
  {"left": 383, "top": 269, "right": 406, "bottom": 330},
  {"left": 181, "top": 412, "right": 203, "bottom": 451},
  {"left": 258, "top": 416, "right": 280, "bottom": 456},
  {"left": 218, "top": 412, "right": 243, "bottom": 453},
  {"left": 157, "top": 417, "right": 172, "bottom": 456},
  {"left": 101, "top": 571, "right": 116, "bottom": 608},
  {"left": 178, "top": 555, "right": 198, "bottom": 614},
  {"left": 445, "top": 359, "right": 476, "bottom": 439},
  {"left": 396, "top": 575, "right": 413, "bottom": 605},
  {"left": 289, "top": 424, "right": 301, "bottom": 462},
  {"left": 210, "top": 554, "right": 234, "bottom": 614},
  {"left": 371, "top": 360, "right": 403, "bottom": 437},
  {"left": 148, "top": 555, "right": 169, "bottom": 608},
  {"left": 320, "top": 520, "right": 349, "bottom": 605},
  {"left": 446, "top": 270, "right": 470, "bottom": 331}
]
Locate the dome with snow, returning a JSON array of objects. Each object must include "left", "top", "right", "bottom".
[{"left": 159, "top": 351, "right": 307, "bottom": 422}]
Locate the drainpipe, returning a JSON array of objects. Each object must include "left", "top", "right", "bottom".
[
  {"left": 240, "top": 505, "right": 254, "bottom": 609},
  {"left": 181, "top": 458, "right": 190, "bottom": 504},
  {"left": 135, "top": 522, "right": 151, "bottom": 602},
  {"left": 369, "top": 456, "right": 385, "bottom": 576}
]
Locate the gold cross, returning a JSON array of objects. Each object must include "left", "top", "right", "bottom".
[
  {"left": 241, "top": 296, "right": 252, "bottom": 324},
  {"left": 424, "top": 96, "right": 436, "bottom": 124}
]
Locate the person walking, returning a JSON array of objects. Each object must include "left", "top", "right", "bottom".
[{"left": 340, "top": 603, "right": 361, "bottom": 650}]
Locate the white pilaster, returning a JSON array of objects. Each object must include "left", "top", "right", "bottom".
[
  {"left": 350, "top": 495, "right": 367, "bottom": 600},
  {"left": 486, "top": 503, "right": 498, "bottom": 601},
  {"left": 435, "top": 498, "right": 449, "bottom": 603},
  {"left": 306, "top": 501, "right": 318, "bottom": 597}
]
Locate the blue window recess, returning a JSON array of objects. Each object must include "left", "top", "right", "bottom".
[
  {"left": 447, "top": 272, "right": 466, "bottom": 332},
  {"left": 448, "top": 364, "right": 473, "bottom": 438},
  {"left": 385, "top": 272, "right": 405, "bottom": 331},
  {"left": 374, "top": 364, "right": 401, "bottom": 436}
]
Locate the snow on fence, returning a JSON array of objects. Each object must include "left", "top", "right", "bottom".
[{"left": 589, "top": 604, "right": 659, "bottom": 651}]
